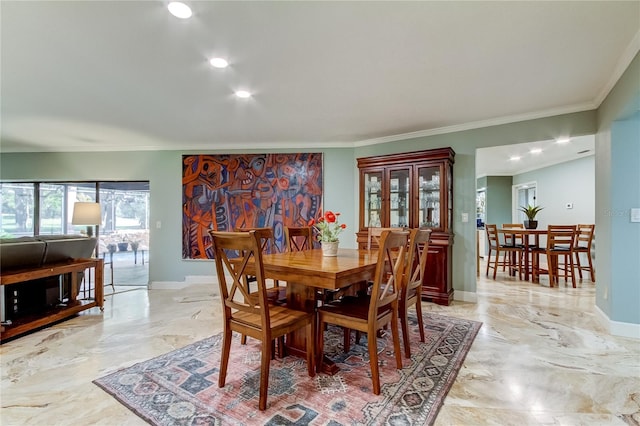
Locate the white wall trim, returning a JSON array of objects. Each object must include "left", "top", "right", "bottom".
[
  {"left": 150, "top": 275, "right": 217, "bottom": 290},
  {"left": 453, "top": 290, "right": 477, "bottom": 303},
  {"left": 594, "top": 304, "right": 640, "bottom": 339}
]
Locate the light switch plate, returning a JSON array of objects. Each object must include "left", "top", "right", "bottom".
[
  {"left": 461, "top": 213, "right": 469, "bottom": 223},
  {"left": 631, "top": 208, "right": 640, "bottom": 223}
]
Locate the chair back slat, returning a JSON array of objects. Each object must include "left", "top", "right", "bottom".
[
  {"left": 369, "top": 230, "right": 409, "bottom": 318},
  {"left": 404, "top": 229, "right": 432, "bottom": 297},
  {"left": 485, "top": 224, "right": 499, "bottom": 247},
  {"left": 284, "top": 226, "right": 312, "bottom": 252},
  {"left": 367, "top": 227, "right": 404, "bottom": 250},
  {"left": 234, "top": 227, "right": 280, "bottom": 254},
  {"left": 502, "top": 223, "right": 524, "bottom": 246},
  {"left": 210, "top": 231, "right": 269, "bottom": 324},
  {"left": 546, "top": 225, "right": 576, "bottom": 251},
  {"left": 575, "top": 224, "right": 595, "bottom": 249}
]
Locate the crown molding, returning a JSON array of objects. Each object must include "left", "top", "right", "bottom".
[
  {"left": 353, "top": 102, "right": 596, "bottom": 148},
  {"left": 594, "top": 29, "right": 640, "bottom": 107}
]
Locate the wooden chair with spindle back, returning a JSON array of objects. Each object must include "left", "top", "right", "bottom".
[
  {"left": 209, "top": 230, "right": 315, "bottom": 411},
  {"left": 317, "top": 230, "right": 407, "bottom": 395},
  {"left": 399, "top": 228, "right": 431, "bottom": 358}
]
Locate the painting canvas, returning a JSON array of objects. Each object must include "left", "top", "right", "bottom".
[{"left": 182, "top": 153, "right": 323, "bottom": 259}]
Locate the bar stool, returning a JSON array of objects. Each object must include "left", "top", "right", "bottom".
[
  {"left": 574, "top": 224, "right": 595, "bottom": 282},
  {"left": 485, "top": 224, "right": 524, "bottom": 280},
  {"left": 532, "top": 225, "right": 577, "bottom": 287}
]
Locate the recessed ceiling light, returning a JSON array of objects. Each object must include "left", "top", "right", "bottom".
[
  {"left": 168, "top": 2, "right": 192, "bottom": 19},
  {"left": 556, "top": 137, "right": 571, "bottom": 144},
  {"left": 530, "top": 148, "right": 542, "bottom": 154},
  {"left": 235, "top": 90, "right": 251, "bottom": 98},
  {"left": 509, "top": 156, "right": 521, "bottom": 161},
  {"left": 209, "top": 58, "right": 229, "bottom": 68}
]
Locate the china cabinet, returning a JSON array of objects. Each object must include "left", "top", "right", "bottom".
[{"left": 357, "top": 148, "right": 455, "bottom": 305}]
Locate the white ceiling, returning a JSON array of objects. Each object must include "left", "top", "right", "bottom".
[
  {"left": 476, "top": 134, "right": 595, "bottom": 178},
  {"left": 1, "top": 1, "right": 639, "bottom": 176}
]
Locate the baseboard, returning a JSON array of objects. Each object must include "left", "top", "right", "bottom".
[
  {"left": 453, "top": 290, "right": 477, "bottom": 303},
  {"left": 594, "top": 304, "right": 640, "bottom": 339},
  {"left": 150, "top": 275, "right": 217, "bottom": 290}
]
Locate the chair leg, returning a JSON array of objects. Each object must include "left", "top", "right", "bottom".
[
  {"left": 219, "top": 329, "right": 232, "bottom": 388},
  {"left": 316, "top": 318, "right": 325, "bottom": 374},
  {"left": 306, "top": 322, "right": 316, "bottom": 377},
  {"left": 575, "top": 253, "right": 584, "bottom": 280},
  {"left": 587, "top": 254, "right": 595, "bottom": 282},
  {"left": 259, "top": 340, "right": 271, "bottom": 411},
  {"left": 367, "top": 330, "right": 381, "bottom": 395},
  {"left": 241, "top": 335, "right": 247, "bottom": 345},
  {"left": 400, "top": 306, "right": 411, "bottom": 359},
  {"left": 343, "top": 327, "right": 351, "bottom": 353},
  {"left": 415, "top": 300, "right": 425, "bottom": 343},
  {"left": 492, "top": 250, "right": 499, "bottom": 280},
  {"left": 391, "top": 308, "right": 403, "bottom": 370},
  {"left": 486, "top": 247, "right": 492, "bottom": 277}
]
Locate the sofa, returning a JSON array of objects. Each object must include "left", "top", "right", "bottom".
[{"left": 0, "top": 235, "right": 97, "bottom": 272}]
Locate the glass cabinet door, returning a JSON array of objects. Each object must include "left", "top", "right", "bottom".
[
  {"left": 388, "top": 168, "right": 410, "bottom": 227},
  {"left": 417, "top": 165, "right": 441, "bottom": 229},
  {"left": 363, "top": 170, "right": 383, "bottom": 227}
]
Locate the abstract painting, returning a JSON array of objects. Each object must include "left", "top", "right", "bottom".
[{"left": 182, "top": 153, "right": 323, "bottom": 259}]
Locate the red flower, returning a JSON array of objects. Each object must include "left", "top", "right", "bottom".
[
  {"left": 325, "top": 211, "right": 336, "bottom": 223},
  {"left": 340, "top": 223, "right": 346, "bottom": 229},
  {"left": 308, "top": 218, "right": 315, "bottom": 226}
]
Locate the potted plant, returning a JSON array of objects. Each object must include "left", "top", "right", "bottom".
[
  {"left": 308, "top": 210, "right": 346, "bottom": 256},
  {"left": 519, "top": 205, "right": 544, "bottom": 229},
  {"left": 117, "top": 237, "right": 129, "bottom": 252}
]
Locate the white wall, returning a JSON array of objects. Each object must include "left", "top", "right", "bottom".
[{"left": 512, "top": 155, "right": 595, "bottom": 228}]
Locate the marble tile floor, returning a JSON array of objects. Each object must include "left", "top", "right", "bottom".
[{"left": 1, "top": 269, "right": 638, "bottom": 425}]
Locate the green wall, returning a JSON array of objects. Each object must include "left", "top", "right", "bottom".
[
  {"left": 595, "top": 52, "right": 640, "bottom": 326},
  {"left": 485, "top": 176, "right": 513, "bottom": 228},
  {"left": 0, "top": 148, "right": 356, "bottom": 283},
  {"left": 4, "top": 60, "right": 638, "bottom": 329}
]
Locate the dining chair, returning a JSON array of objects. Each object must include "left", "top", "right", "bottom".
[
  {"left": 531, "top": 225, "right": 577, "bottom": 287},
  {"left": 234, "top": 227, "right": 285, "bottom": 305},
  {"left": 574, "top": 224, "right": 595, "bottom": 282},
  {"left": 367, "top": 226, "right": 404, "bottom": 250},
  {"left": 399, "top": 228, "right": 431, "bottom": 358},
  {"left": 284, "top": 226, "right": 313, "bottom": 252},
  {"left": 234, "top": 227, "right": 286, "bottom": 354},
  {"left": 209, "top": 230, "right": 315, "bottom": 411},
  {"left": 485, "top": 224, "right": 524, "bottom": 280},
  {"left": 501, "top": 223, "right": 526, "bottom": 275},
  {"left": 317, "top": 229, "right": 407, "bottom": 395}
]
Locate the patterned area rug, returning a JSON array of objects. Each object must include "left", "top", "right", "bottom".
[{"left": 94, "top": 312, "right": 481, "bottom": 425}]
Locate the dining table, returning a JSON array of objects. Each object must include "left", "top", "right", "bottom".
[
  {"left": 240, "top": 247, "right": 379, "bottom": 374},
  {"left": 497, "top": 228, "right": 548, "bottom": 282}
]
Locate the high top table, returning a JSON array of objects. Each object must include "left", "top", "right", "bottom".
[
  {"left": 238, "top": 248, "right": 378, "bottom": 374},
  {"left": 498, "top": 228, "right": 548, "bottom": 282}
]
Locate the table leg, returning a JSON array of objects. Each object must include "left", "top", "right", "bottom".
[{"left": 285, "top": 282, "right": 339, "bottom": 375}]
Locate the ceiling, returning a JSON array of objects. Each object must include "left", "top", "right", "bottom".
[
  {"left": 1, "top": 1, "right": 639, "bottom": 174},
  {"left": 475, "top": 134, "right": 595, "bottom": 177}
]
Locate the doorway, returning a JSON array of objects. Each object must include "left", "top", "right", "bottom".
[{"left": 513, "top": 183, "right": 537, "bottom": 223}]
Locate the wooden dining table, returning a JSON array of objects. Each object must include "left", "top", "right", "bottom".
[
  {"left": 498, "top": 228, "right": 548, "bottom": 282},
  {"left": 242, "top": 247, "right": 379, "bottom": 374}
]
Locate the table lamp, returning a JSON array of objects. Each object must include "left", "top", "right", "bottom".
[{"left": 71, "top": 202, "right": 102, "bottom": 237}]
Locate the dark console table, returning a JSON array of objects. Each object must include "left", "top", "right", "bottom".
[{"left": 1, "top": 258, "right": 104, "bottom": 341}]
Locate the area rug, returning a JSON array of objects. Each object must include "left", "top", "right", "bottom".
[{"left": 94, "top": 312, "right": 481, "bottom": 425}]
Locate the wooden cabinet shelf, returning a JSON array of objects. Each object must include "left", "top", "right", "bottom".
[
  {"left": 1, "top": 258, "right": 104, "bottom": 341},
  {"left": 357, "top": 148, "right": 455, "bottom": 305}
]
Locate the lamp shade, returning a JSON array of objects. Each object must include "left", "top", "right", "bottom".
[{"left": 71, "top": 202, "right": 102, "bottom": 225}]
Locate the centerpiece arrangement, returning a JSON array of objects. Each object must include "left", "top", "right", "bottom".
[
  {"left": 519, "top": 204, "right": 544, "bottom": 229},
  {"left": 309, "top": 210, "right": 346, "bottom": 256}
]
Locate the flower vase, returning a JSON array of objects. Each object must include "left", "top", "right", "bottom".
[{"left": 321, "top": 241, "right": 339, "bottom": 257}]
